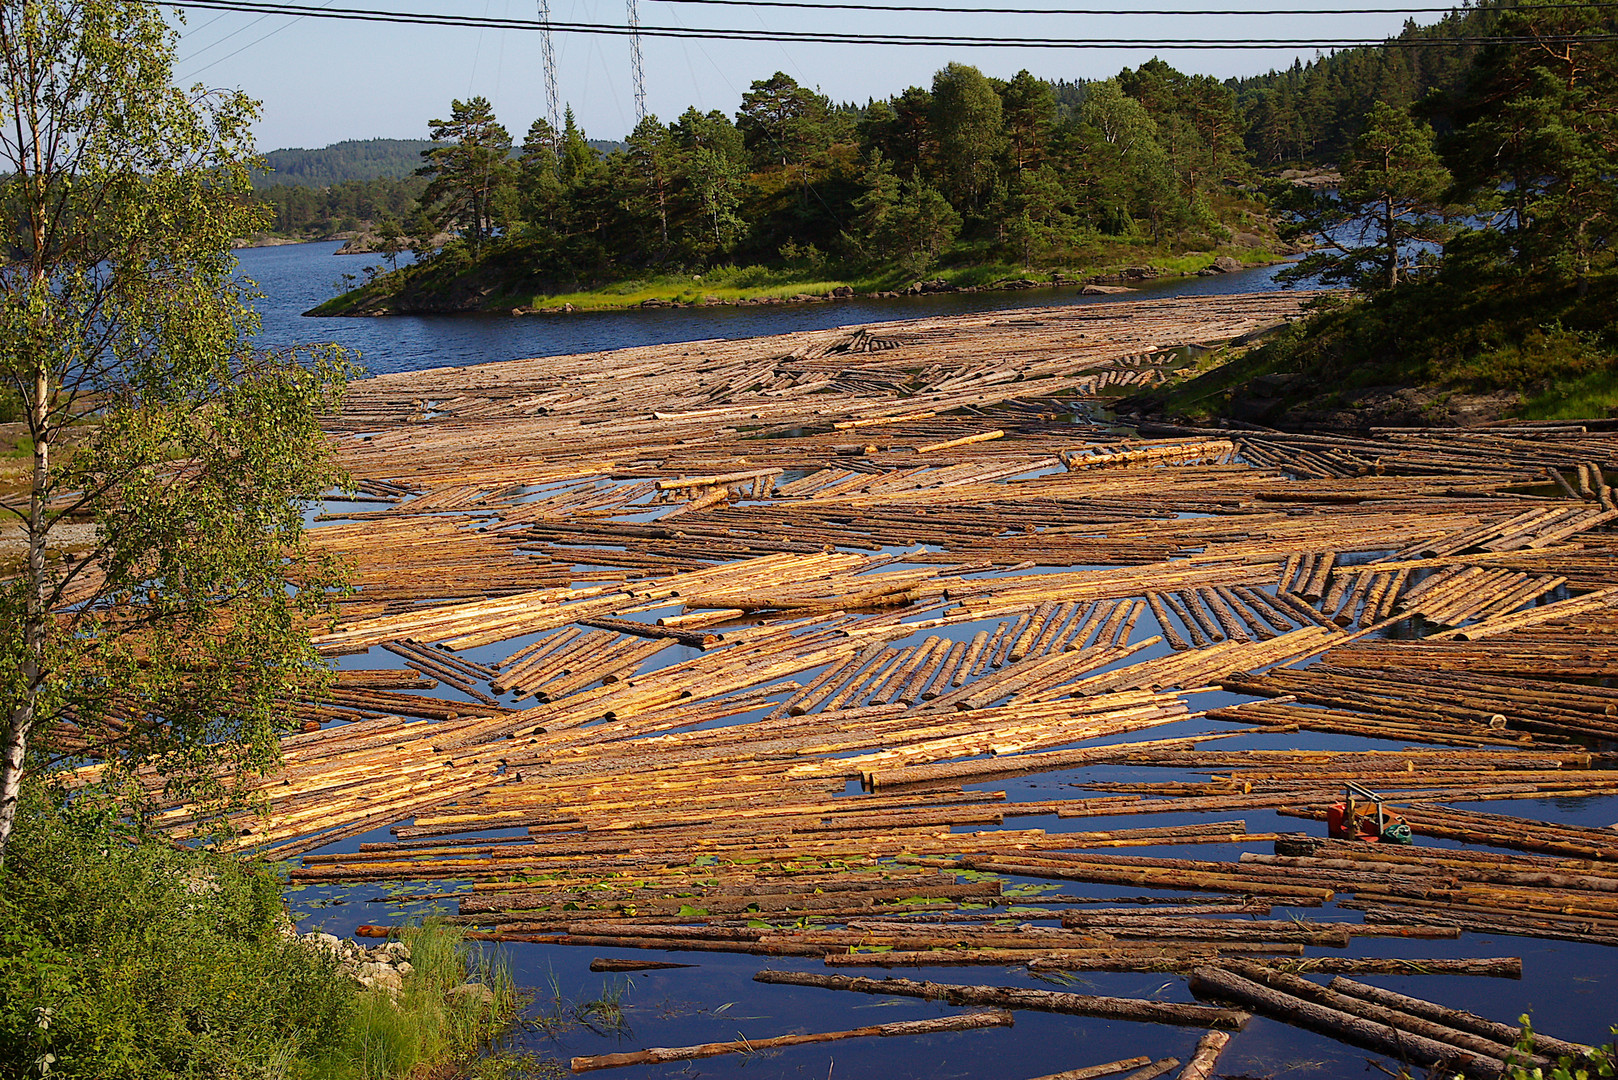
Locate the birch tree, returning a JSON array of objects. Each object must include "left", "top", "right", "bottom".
[{"left": 0, "top": 0, "right": 351, "bottom": 862}]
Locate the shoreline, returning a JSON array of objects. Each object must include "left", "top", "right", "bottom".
[{"left": 307, "top": 252, "right": 1291, "bottom": 318}]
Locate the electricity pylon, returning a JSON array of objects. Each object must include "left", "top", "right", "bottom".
[
  {"left": 536, "top": 0, "right": 560, "bottom": 140},
  {"left": 627, "top": 0, "right": 646, "bottom": 121}
]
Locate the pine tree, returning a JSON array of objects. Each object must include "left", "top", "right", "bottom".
[
  {"left": 1277, "top": 100, "right": 1452, "bottom": 291},
  {"left": 418, "top": 96, "right": 513, "bottom": 248}
]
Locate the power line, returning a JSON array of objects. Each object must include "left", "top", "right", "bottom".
[
  {"left": 153, "top": 0, "right": 1618, "bottom": 46},
  {"left": 659, "top": 0, "right": 1617, "bottom": 15}
]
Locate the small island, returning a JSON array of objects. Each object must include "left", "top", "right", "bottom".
[{"left": 309, "top": 62, "right": 1294, "bottom": 318}]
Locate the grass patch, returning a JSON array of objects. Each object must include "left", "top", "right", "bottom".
[
  {"left": 531, "top": 973, "right": 635, "bottom": 1041},
  {"left": 312, "top": 225, "right": 1288, "bottom": 316},
  {"left": 313, "top": 922, "right": 523, "bottom": 1080},
  {"left": 1518, "top": 364, "right": 1618, "bottom": 420}
]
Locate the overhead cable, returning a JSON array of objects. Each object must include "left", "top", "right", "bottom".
[
  {"left": 658, "top": 0, "right": 1618, "bottom": 16},
  {"left": 152, "top": 0, "right": 1618, "bottom": 46}
]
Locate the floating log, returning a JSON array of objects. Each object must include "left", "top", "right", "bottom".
[
  {"left": 569, "top": 1009, "right": 1013, "bottom": 1071},
  {"left": 1326, "top": 977, "right": 1590, "bottom": 1060},
  {"left": 588, "top": 958, "right": 696, "bottom": 972},
  {"left": 753, "top": 971, "right": 1251, "bottom": 1029},
  {"left": 1174, "top": 1031, "right": 1231, "bottom": 1080},
  {"left": 1187, "top": 966, "right": 1506, "bottom": 1079},
  {"left": 1023, "top": 1056, "right": 1152, "bottom": 1080}
]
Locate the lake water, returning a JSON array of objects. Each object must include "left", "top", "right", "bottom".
[
  {"left": 239, "top": 240, "right": 1294, "bottom": 375},
  {"left": 264, "top": 244, "right": 1616, "bottom": 1075}
]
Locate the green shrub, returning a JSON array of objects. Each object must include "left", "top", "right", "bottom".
[
  {"left": 0, "top": 786, "right": 354, "bottom": 1079},
  {"left": 0, "top": 788, "right": 525, "bottom": 1079}
]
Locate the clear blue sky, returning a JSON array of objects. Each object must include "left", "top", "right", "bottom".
[{"left": 167, "top": 0, "right": 1430, "bottom": 150}]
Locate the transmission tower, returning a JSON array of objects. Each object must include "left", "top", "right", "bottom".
[
  {"left": 626, "top": 0, "right": 647, "bottom": 121},
  {"left": 536, "top": 0, "right": 560, "bottom": 141}
]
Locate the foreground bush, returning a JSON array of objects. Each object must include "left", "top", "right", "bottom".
[{"left": 0, "top": 787, "right": 519, "bottom": 1079}]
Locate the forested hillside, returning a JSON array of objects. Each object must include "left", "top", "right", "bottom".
[
  {"left": 253, "top": 138, "right": 438, "bottom": 187},
  {"left": 255, "top": 177, "right": 426, "bottom": 238},
  {"left": 1233, "top": 3, "right": 1499, "bottom": 165},
  {"left": 1136, "top": 0, "right": 1618, "bottom": 425}
]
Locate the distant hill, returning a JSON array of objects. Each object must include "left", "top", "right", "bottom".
[
  {"left": 253, "top": 139, "right": 442, "bottom": 189},
  {"left": 254, "top": 136, "right": 630, "bottom": 190}
]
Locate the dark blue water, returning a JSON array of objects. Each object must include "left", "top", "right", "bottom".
[
  {"left": 238, "top": 240, "right": 1294, "bottom": 376},
  {"left": 265, "top": 243, "right": 1616, "bottom": 1074}
]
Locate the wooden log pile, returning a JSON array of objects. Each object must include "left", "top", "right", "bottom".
[{"left": 48, "top": 293, "right": 1618, "bottom": 1080}]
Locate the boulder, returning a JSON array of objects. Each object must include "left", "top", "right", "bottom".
[
  {"left": 1212, "top": 255, "right": 1244, "bottom": 273},
  {"left": 305, "top": 932, "right": 345, "bottom": 958},
  {"left": 830, "top": 285, "right": 854, "bottom": 298},
  {"left": 356, "top": 962, "right": 403, "bottom": 995},
  {"left": 1081, "top": 284, "right": 1132, "bottom": 295}
]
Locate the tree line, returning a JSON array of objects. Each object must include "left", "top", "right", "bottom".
[{"left": 392, "top": 57, "right": 1264, "bottom": 294}]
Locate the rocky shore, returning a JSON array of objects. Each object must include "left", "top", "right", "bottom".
[{"left": 294, "top": 929, "right": 495, "bottom": 1004}]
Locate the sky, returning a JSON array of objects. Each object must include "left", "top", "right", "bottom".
[{"left": 166, "top": 0, "right": 1437, "bottom": 151}]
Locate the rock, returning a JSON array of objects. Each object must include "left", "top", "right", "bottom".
[
  {"left": 395, "top": 961, "right": 414, "bottom": 977},
  {"left": 306, "top": 932, "right": 345, "bottom": 958},
  {"left": 381, "top": 941, "right": 412, "bottom": 963},
  {"left": 356, "top": 962, "right": 404, "bottom": 995},
  {"left": 450, "top": 982, "right": 496, "bottom": 1008},
  {"left": 830, "top": 285, "right": 854, "bottom": 298},
  {"left": 561, "top": 302, "right": 575, "bottom": 313},
  {"left": 1081, "top": 284, "right": 1132, "bottom": 295},
  {"left": 1250, "top": 373, "right": 1299, "bottom": 392},
  {"left": 1212, "top": 255, "right": 1245, "bottom": 273},
  {"left": 334, "top": 233, "right": 378, "bottom": 255},
  {"left": 1232, "top": 231, "right": 1266, "bottom": 249}
]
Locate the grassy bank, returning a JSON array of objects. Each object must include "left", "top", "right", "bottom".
[
  {"left": 1127, "top": 267, "right": 1618, "bottom": 427},
  {"left": 0, "top": 785, "right": 526, "bottom": 1079},
  {"left": 309, "top": 243, "right": 1281, "bottom": 317}
]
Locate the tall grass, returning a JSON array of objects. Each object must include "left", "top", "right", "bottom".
[{"left": 323, "top": 923, "right": 521, "bottom": 1080}]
